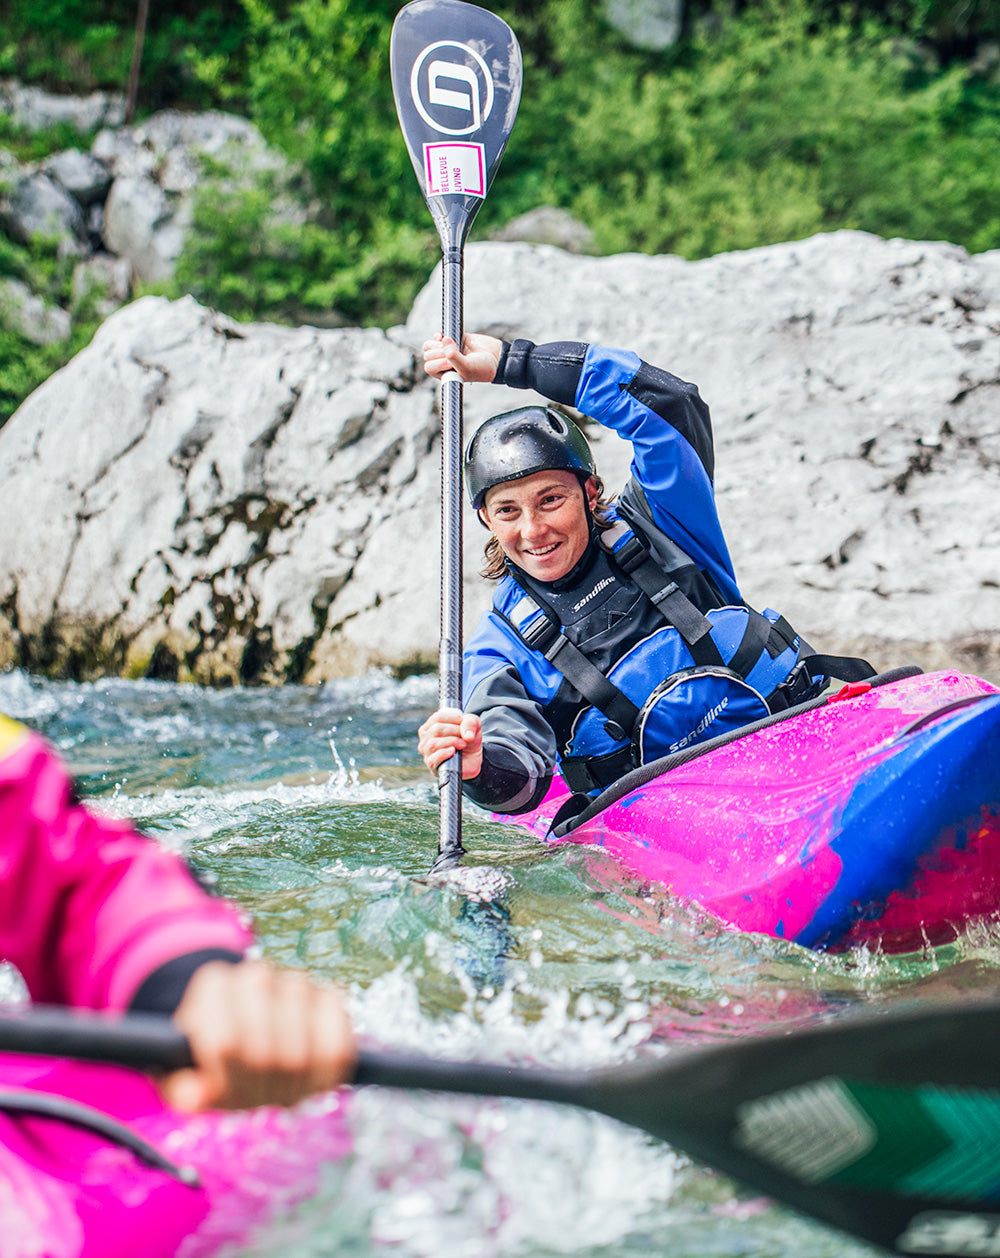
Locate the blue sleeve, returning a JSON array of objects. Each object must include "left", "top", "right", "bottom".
[{"left": 496, "top": 339, "right": 740, "bottom": 601}]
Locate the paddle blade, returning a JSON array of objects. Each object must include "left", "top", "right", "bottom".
[
  {"left": 578, "top": 999, "right": 1000, "bottom": 1256},
  {"left": 358, "top": 998, "right": 1000, "bottom": 1257},
  {"left": 390, "top": 0, "right": 522, "bottom": 246}
]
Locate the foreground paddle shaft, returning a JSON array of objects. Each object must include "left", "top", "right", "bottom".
[
  {"left": 0, "top": 1006, "right": 196, "bottom": 1071},
  {"left": 389, "top": 0, "right": 522, "bottom": 872},
  {"left": 5, "top": 998, "right": 1000, "bottom": 1255}
]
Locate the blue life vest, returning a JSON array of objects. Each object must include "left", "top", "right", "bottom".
[{"left": 500, "top": 516, "right": 871, "bottom": 794}]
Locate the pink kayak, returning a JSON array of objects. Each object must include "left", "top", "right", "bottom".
[
  {"left": 0, "top": 1050, "right": 353, "bottom": 1258},
  {"left": 495, "top": 669, "right": 1000, "bottom": 953}
]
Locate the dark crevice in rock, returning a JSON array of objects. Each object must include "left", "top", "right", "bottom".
[
  {"left": 146, "top": 639, "right": 181, "bottom": 681},
  {"left": 171, "top": 409, "right": 220, "bottom": 474},
  {"left": 356, "top": 437, "right": 404, "bottom": 493},
  {"left": 244, "top": 387, "right": 301, "bottom": 486},
  {"left": 15, "top": 613, "right": 128, "bottom": 681},
  {"left": 238, "top": 625, "right": 275, "bottom": 684},
  {"left": 822, "top": 529, "right": 865, "bottom": 569},
  {"left": 949, "top": 377, "right": 1000, "bottom": 407},
  {"left": 891, "top": 447, "right": 935, "bottom": 494}
]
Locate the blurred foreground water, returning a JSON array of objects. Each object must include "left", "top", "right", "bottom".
[{"left": 3, "top": 666, "right": 1000, "bottom": 1258}]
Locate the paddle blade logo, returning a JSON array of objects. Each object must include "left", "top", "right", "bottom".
[
  {"left": 410, "top": 41, "right": 494, "bottom": 136},
  {"left": 390, "top": 0, "right": 522, "bottom": 241}
]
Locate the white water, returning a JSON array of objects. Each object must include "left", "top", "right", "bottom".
[{"left": 4, "top": 667, "right": 999, "bottom": 1257}]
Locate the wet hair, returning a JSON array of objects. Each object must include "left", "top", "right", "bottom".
[{"left": 478, "top": 475, "right": 614, "bottom": 580}]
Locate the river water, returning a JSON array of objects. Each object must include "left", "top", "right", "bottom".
[{"left": 3, "top": 665, "right": 999, "bottom": 1258}]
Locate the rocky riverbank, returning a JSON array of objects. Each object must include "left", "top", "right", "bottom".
[
  {"left": 1, "top": 78, "right": 305, "bottom": 348},
  {"left": 1, "top": 229, "right": 998, "bottom": 684}
]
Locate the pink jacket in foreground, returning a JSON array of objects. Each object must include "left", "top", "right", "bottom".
[{"left": 0, "top": 713, "right": 252, "bottom": 1011}]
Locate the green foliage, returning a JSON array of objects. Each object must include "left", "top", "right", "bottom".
[
  {"left": 0, "top": 323, "right": 98, "bottom": 427},
  {"left": 6, "top": 0, "right": 1000, "bottom": 419},
  {"left": 1, "top": 128, "right": 98, "bottom": 427},
  {"left": 544, "top": 0, "right": 1000, "bottom": 258},
  {"left": 171, "top": 0, "right": 440, "bottom": 326},
  {"left": 0, "top": 225, "right": 102, "bottom": 425},
  {"left": 173, "top": 0, "right": 628, "bottom": 325},
  {"left": 0, "top": 0, "right": 251, "bottom": 109},
  {"left": 825, "top": 0, "right": 1000, "bottom": 59},
  {"left": 172, "top": 173, "right": 436, "bottom": 327},
  {"left": 0, "top": 113, "right": 98, "bottom": 164}
]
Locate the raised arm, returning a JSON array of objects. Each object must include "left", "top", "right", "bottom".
[{"left": 434, "top": 333, "right": 737, "bottom": 598}]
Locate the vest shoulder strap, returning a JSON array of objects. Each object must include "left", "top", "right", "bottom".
[
  {"left": 601, "top": 521, "right": 724, "bottom": 667},
  {"left": 502, "top": 593, "right": 640, "bottom": 737}
]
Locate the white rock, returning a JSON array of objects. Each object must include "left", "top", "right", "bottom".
[
  {"left": 71, "top": 254, "right": 133, "bottom": 318},
  {"left": 93, "top": 109, "right": 294, "bottom": 285},
  {"left": 0, "top": 171, "right": 86, "bottom": 247},
  {"left": 492, "top": 206, "right": 596, "bottom": 254},
  {"left": 42, "top": 149, "right": 112, "bottom": 206},
  {"left": 102, "top": 175, "right": 181, "bottom": 284},
  {"left": 603, "top": 0, "right": 684, "bottom": 48},
  {"left": 1, "top": 230, "right": 999, "bottom": 682},
  {"left": 0, "top": 79, "right": 124, "bottom": 133},
  {"left": 0, "top": 278, "right": 72, "bottom": 345}
]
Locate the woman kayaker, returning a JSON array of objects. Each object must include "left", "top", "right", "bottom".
[
  {"left": 418, "top": 332, "right": 872, "bottom": 814},
  {"left": 0, "top": 712, "right": 356, "bottom": 1111}
]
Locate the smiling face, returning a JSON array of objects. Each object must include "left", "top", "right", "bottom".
[{"left": 480, "top": 469, "right": 599, "bottom": 582}]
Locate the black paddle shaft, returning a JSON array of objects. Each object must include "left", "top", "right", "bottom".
[
  {"left": 390, "top": 0, "right": 522, "bottom": 872},
  {"left": 5, "top": 998, "right": 1000, "bottom": 1255}
]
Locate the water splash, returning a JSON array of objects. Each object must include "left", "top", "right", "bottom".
[{"left": 1, "top": 667, "right": 984, "bottom": 1258}]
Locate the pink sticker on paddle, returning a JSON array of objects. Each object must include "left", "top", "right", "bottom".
[{"left": 423, "top": 142, "right": 486, "bottom": 196}]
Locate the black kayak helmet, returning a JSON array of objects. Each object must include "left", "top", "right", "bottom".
[{"left": 465, "top": 406, "right": 596, "bottom": 511}]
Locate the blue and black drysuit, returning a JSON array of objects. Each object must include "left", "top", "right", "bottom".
[{"left": 462, "top": 339, "right": 870, "bottom": 815}]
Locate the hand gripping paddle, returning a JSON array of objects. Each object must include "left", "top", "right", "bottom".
[
  {"left": 5, "top": 996, "right": 1000, "bottom": 1255},
  {"left": 390, "top": 0, "right": 522, "bottom": 873}
]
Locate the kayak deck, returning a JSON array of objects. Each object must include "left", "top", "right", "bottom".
[
  {"left": 0, "top": 1052, "right": 354, "bottom": 1258},
  {"left": 496, "top": 670, "right": 1000, "bottom": 953}
]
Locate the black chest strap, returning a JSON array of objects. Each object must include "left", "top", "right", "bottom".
[
  {"left": 501, "top": 529, "right": 878, "bottom": 771},
  {"left": 608, "top": 525, "right": 876, "bottom": 694}
]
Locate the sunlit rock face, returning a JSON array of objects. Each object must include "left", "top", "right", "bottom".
[
  {"left": 0, "top": 297, "right": 435, "bottom": 683},
  {"left": 2, "top": 230, "right": 999, "bottom": 683}
]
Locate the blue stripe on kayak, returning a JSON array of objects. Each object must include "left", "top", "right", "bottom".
[{"left": 794, "top": 695, "right": 1000, "bottom": 950}]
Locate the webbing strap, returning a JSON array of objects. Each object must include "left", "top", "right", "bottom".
[
  {"left": 767, "top": 614, "right": 798, "bottom": 657},
  {"left": 546, "top": 636, "right": 640, "bottom": 732},
  {"left": 606, "top": 524, "right": 724, "bottom": 667},
  {"left": 805, "top": 653, "right": 877, "bottom": 684},
  {"left": 727, "top": 610, "right": 775, "bottom": 682},
  {"left": 647, "top": 580, "right": 724, "bottom": 666},
  {"left": 507, "top": 594, "right": 640, "bottom": 734},
  {"left": 561, "top": 744, "right": 635, "bottom": 794}
]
